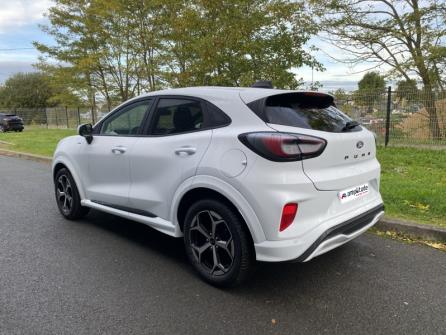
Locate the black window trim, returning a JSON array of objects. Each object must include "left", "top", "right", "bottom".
[
  {"left": 141, "top": 95, "right": 232, "bottom": 137},
  {"left": 92, "top": 95, "right": 231, "bottom": 138}
]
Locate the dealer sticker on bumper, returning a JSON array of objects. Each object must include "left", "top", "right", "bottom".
[{"left": 338, "top": 183, "right": 369, "bottom": 203}]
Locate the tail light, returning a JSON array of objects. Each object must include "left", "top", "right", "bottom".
[
  {"left": 280, "top": 203, "right": 298, "bottom": 232},
  {"left": 238, "top": 132, "right": 326, "bottom": 161}
]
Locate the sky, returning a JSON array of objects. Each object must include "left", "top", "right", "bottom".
[{"left": 0, "top": 0, "right": 389, "bottom": 92}]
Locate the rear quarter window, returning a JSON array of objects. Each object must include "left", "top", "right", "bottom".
[{"left": 206, "top": 102, "right": 231, "bottom": 127}]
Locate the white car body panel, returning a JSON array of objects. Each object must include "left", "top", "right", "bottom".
[
  {"left": 53, "top": 86, "right": 384, "bottom": 263},
  {"left": 254, "top": 205, "right": 384, "bottom": 262},
  {"left": 267, "top": 123, "right": 380, "bottom": 191},
  {"left": 169, "top": 174, "right": 267, "bottom": 242},
  {"left": 82, "top": 136, "right": 138, "bottom": 207},
  {"left": 128, "top": 130, "right": 213, "bottom": 219},
  {"left": 53, "top": 135, "right": 87, "bottom": 199}
]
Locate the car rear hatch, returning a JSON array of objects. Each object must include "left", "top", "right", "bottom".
[{"left": 243, "top": 91, "right": 380, "bottom": 191}]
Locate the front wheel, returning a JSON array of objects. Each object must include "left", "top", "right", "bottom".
[
  {"left": 183, "top": 199, "right": 255, "bottom": 287},
  {"left": 54, "top": 168, "right": 89, "bottom": 220},
  {"left": 0, "top": 125, "right": 5, "bottom": 133}
]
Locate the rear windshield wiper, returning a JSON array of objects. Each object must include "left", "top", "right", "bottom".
[{"left": 342, "top": 121, "right": 359, "bottom": 131}]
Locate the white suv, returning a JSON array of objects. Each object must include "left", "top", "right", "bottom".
[{"left": 53, "top": 86, "right": 384, "bottom": 286}]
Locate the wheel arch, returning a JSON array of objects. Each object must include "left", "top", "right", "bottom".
[
  {"left": 171, "top": 176, "right": 266, "bottom": 244},
  {"left": 52, "top": 157, "right": 86, "bottom": 200},
  {"left": 53, "top": 162, "right": 66, "bottom": 179}
]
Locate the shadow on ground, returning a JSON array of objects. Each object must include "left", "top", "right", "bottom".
[{"left": 83, "top": 209, "right": 358, "bottom": 293}]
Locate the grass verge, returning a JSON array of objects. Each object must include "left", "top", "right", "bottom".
[
  {"left": 377, "top": 146, "right": 446, "bottom": 228},
  {"left": 0, "top": 127, "right": 75, "bottom": 157},
  {"left": 0, "top": 128, "right": 445, "bottom": 228}
]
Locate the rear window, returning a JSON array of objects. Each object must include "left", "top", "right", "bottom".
[{"left": 248, "top": 93, "right": 361, "bottom": 133}]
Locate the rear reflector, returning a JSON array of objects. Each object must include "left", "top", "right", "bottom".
[{"left": 279, "top": 203, "right": 298, "bottom": 232}]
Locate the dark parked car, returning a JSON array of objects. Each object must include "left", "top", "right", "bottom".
[{"left": 0, "top": 113, "right": 24, "bottom": 132}]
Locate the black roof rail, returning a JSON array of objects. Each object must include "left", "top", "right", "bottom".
[{"left": 251, "top": 80, "right": 273, "bottom": 89}]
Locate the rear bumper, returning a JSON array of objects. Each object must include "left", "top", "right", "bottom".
[
  {"left": 254, "top": 203, "right": 384, "bottom": 262},
  {"left": 295, "top": 204, "right": 384, "bottom": 262}
]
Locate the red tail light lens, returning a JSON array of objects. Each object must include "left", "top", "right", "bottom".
[
  {"left": 238, "top": 132, "right": 326, "bottom": 161},
  {"left": 280, "top": 203, "right": 298, "bottom": 232}
]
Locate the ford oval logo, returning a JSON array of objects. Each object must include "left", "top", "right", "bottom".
[{"left": 356, "top": 141, "right": 364, "bottom": 149}]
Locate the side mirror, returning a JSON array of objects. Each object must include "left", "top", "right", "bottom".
[{"left": 78, "top": 123, "right": 93, "bottom": 144}]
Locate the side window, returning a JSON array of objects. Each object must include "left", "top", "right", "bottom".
[
  {"left": 152, "top": 99, "right": 204, "bottom": 135},
  {"left": 101, "top": 100, "right": 152, "bottom": 136},
  {"left": 206, "top": 102, "right": 231, "bottom": 127}
]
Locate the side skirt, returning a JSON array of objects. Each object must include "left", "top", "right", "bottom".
[{"left": 81, "top": 199, "right": 179, "bottom": 237}]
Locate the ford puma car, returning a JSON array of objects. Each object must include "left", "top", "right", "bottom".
[{"left": 52, "top": 86, "right": 384, "bottom": 286}]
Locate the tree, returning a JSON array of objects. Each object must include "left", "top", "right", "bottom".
[
  {"left": 35, "top": 0, "right": 322, "bottom": 109},
  {"left": 354, "top": 72, "right": 386, "bottom": 113},
  {"left": 0, "top": 72, "right": 54, "bottom": 108},
  {"left": 35, "top": 0, "right": 166, "bottom": 111},
  {"left": 329, "top": 88, "right": 356, "bottom": 117},
  {"left": 396, "top": 79, "right": 419, "bottom": 102},
  {"left": 160, "top": 0, "right": 321, "bottom": 88},
  {"left": 331, "top": 88, "right": 349, "bottom": 102},
  {"left": 310, "top": 0, "right": 446, "bottom": 139},
  {"left": 358, "top": 72, "right": 386, "bottom": 93}
]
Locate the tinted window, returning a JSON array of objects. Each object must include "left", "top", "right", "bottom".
[
  {"left": 206, "top": 102, "right": 231, "bottom": 127},
  {"left": 250, "top": 93, "right": 360, "bottom": 133},
  {"left": 152, "top": 99, "right": 204, "bottom": 135},
  {"left": 101, "top": 100, "right": 152, "bottom": 136}
]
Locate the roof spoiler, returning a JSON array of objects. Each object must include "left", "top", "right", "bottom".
[
  {"left": 267, "top": 92, "right": 335, "bottom": 108},
  {"left": 251, "top": 80, "right": 273, "bottom": 89}
]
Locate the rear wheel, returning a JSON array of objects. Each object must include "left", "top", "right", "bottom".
[
  {"left": 54, "top": 168, "right": 89, "bottom": 220},
  {"left": 183, "top": 199, "right": 254, "bottom": 287},
  {"left": 0, "top": 125, "right": 5, "bottom": 132}
]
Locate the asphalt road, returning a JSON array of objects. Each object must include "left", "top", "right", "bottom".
[{"left": 0, "top": 156, "right": 445, "bottom": 335}]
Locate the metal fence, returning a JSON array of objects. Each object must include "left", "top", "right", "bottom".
[
  {"left": 0, "top": 106, "right": 111, "bottom": 129},
  {"left": 332, "top": 87, "right": 445, "bottom": 146},
  {"left": 1, "top": 87, "right": 446, "bottom": 147}
]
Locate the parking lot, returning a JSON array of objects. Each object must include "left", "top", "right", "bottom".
[{"left": 0, "top": 156, "right": 445, "bottom": 335}]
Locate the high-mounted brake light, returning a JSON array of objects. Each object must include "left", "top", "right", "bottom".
[
  {"left": 280, "top": 203, "right": 298, "bottom": 232},
  {"left": 238, "top": 132, "right": 326, "bottom": 161}
]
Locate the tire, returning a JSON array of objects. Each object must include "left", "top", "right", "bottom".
[
  {"left": 183, "top": 199, "right": 255, "bottom": 287},
  {"left": 54, "top": 168, "right": 89, "bottom": 220},
  {"left": 0, "top": 125, "right": 5, "bottom": 133}
]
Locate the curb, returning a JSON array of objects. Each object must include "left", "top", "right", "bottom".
[
  {"left": 376, "top": 218, "right": 446, "bottom": 242},
  {"left": 0, "top": 149, "right": 444, "bottom": 242},
  {"left": 0, "top": 140, "right": 14, "bottom": 146},
  {"left": 0, "top": 149, "right": 52, "bottom": 164}
]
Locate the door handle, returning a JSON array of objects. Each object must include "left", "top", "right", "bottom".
[
  {"left": 111, "top": 146, "right": 127, "bottom": 154},
  {"left": 174, "top": 146, "right": 197, "bottom": 156}
]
